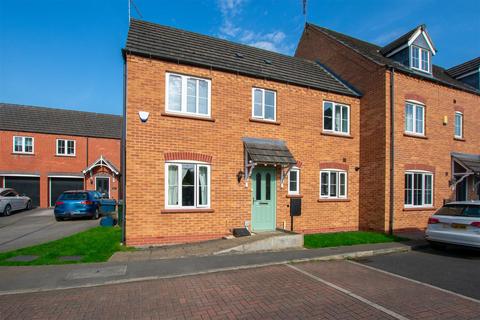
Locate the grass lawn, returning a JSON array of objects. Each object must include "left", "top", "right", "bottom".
[
  {"left": 0, "top": 226, "right": 131, "bottom": 266},
  {"left": 304, "top": 231, "right": 406, "bottom": 249}
]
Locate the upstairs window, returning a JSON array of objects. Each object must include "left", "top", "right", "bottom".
[
  {"left": 405, "top": 101, "right": 425, "bottom": 135},
  {"left": 252, "top": 88, "right": 276, "bottom": 121},
  {"left": 13, "top": 136, "right": 34, "bottom": 154},
  {"left": 288, "top": 168, "right": 300, "bottom": 195},
  {"left": 411, "top": 46, "right": 430, "bottom": 73},
  {"left": 166, "top": 73, "right": 211, "bottom": 117},
  {"left": 57, "top": 139, "right": 76, "bottom": 156},
  {"left": 454, "top": 112, "right": 463, "bottom": 139},
  {"left": 320, "top": 170, "right": 347, "bottom": 199},
  {"left": 323, "top": 101, "right": 349, "bottom": 135},
  {"left": 165, "top": 162, "right": 210, "bottom": 209}
]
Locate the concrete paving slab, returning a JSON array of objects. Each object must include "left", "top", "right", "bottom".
[{"left": 5, "top": 255, "right": 38, "bottom": 262}]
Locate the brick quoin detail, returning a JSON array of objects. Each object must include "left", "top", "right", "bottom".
[
  {"left": 164, "top": 152, "right": 212, "bottom": 163},
  {"left": 405, "top": 93, "right": 427, "bottom": 104},
  {"left": 319, "top": 162, "right": 349, "bottom": 171},
  {"left": 454, "top": 105, "right": 465, "bottom": 113},
  {"left": 404, "top": 164, "right": 436, "bottom": 173}
]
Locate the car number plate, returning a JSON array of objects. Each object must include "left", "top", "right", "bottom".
[{"left": 450, "top": 223, "right": 467, "bottom": 229}]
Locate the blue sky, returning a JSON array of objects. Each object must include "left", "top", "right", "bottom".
[{"left": 1, "top": 0, "right": 479, "bottom": 115}]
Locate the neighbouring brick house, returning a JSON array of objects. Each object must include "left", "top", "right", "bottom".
[
  {"left": 124, "top": 19, "right": 362, "bottom": 246},
  {"left": 296, "top": 24, "right": 480, "bottom": 232},
  {"left": 0, "top": 103, "right": 122, "bottom": 208}
]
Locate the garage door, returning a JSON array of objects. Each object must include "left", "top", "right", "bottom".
[
  {"left": 50, "top": 178, "right": 84, "bottom": 207},
  {"left": 4, "top": 176, "right": 40, "bottom": 207}
]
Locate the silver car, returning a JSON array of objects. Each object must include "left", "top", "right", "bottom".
[
  {"left": 425, "top": 201, "right": 480, "bottom": 249},
  {"left": 0, "top": 188, "right": 32, "bottom": 216}
]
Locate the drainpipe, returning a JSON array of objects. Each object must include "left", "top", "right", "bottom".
[
  {"left": 121, "top": 53, "right": 127, "bottom": 245},
  {"left": 389, "top": 67, "right": 395, "bottom": 235}
]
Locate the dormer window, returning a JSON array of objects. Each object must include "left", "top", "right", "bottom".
[{"left": 411, "top": 46, "right": 430, "bottom": 73}]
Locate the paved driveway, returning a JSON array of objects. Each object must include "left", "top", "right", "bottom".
[
  {"left": 0, "top": 208, "right": 97, "bottom": 252},
  {"left": 1, "top": 259, "right": 479, "bottom": 319}
]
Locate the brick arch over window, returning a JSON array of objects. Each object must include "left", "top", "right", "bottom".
[
  {"left": 454, "top": 105, "right": 464, "bottom": 113},
  {"left": 164, "top": 152, "right": 212, "bottom": 163},
  {"left": 404, "top": 163, "right": 435, "bottom": 173},
  {"left": 296, "top": 160, "right": 303, "bottom": 168},
  {"left": 405, "top": 93, "right": 427, "bottom": 105},
  {"left": 319, "top": 162, "right": 349, "bottom": 171}
]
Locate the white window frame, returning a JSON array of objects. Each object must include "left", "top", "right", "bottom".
[
  {"left": 319, "top": 169, "right": 347, "bottom": 199},
  {"left": 288, "top": 167, "right": 300, "bottom": 195},
  {"left": 56, "top": 139, "right": 76, "bottom": 156},
  {"left": 164, "top": 161, "right": 211, "bottom": 209},
  {"left": 410, "top": 45, "right": 430, "bottom": 73},
  {"left": 404, "top": 170, "right": 434, "bottom": 208},
  {"left": 454, "top": 112, "right": 463, "bottom": 139},
  {"left": 251, "top": 87, "right": 277, "bottom": 121},
  {"left": 405, "top": 101, "right": 425, "bottom": 135},
  {"left": 165, "top": 72, "right": 212, "bottom": 117},
  {"left": 322, "top": 101, "right": 350, "bottom": 135},
  {"left": 12, "top": 136, "right": 34, "bottom": 154}
]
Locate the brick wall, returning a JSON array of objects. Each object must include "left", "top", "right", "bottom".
[
  {"left": 295, "top": 26, "right": 390, "bottom": 231},
  {"left": 125, "top": 54, "right": 361, "bottom": 246},
  {"left": 0, "top": 130, "right": 121, "bottom": 207}
]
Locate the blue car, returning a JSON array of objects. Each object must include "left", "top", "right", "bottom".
[{"left": 54, "top": 190, "right": 117, "bottom": 221}]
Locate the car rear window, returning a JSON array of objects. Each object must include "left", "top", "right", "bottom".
[
  {"left": 59, "top": 192, "right": 88, "bottom": 200},
  {"left": 435, "top": 204, "right": 480, "bottom": 217}
]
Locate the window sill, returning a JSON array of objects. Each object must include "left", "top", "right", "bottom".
[
  {"left": 317, "top": 198, "right": 350, "bottom": 202},
  {"left": 454, "top": 137, "right": 465, "bottom": 142},
  {"left": 11, "top": 152, "right": 34, "bottom": 156},
  {"left": 55, "top": 154, "right": 76, "bottom": 157},
  {"left": 161, "top": 112, "right": 216, "bottom": 122},
  {"left": 321, "top": 132, "right": 353, "bottom": 139},
  {"left": 249, "top": 117, "right": 280, "bottom": 125},
  {"left": 403, "top": 207, "right": 436, "bottom": 212},
  {"left": 161, "top": 208, "right": 214, "bottom": 214},
  {"left": 286, "top": 194, "right": 303, "bottom": 198},
  {"left": 403, "top": 133, "right": 428, "bottom": 139}
]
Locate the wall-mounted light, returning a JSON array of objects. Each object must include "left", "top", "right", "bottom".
[
  {"left": 443, "top": 116, "right": 448, "bottom": 125},
  {"left": 237, "top": 170, "right": 244, "bottom": 183},
  {"left": 138, "top": 111, "right": 150, "bottom": 122}
]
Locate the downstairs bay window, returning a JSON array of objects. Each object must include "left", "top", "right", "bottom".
[
  {"left": 320, "top": 170, "right": 347, "bottom": 199},
  {"left": 165, "top": 162, "right": 210, "bottom": 209},
  {"left": 404, "top": 171, "right": 433, "bottom": 208}
]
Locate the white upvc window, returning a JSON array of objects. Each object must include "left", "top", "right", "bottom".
[
  {"left": 56, "top": 139, "right": 76, "bottom": 156},
  {"left": 165, "top": 162, "right": 211, "bottom": 209},
  {"left": 288, "top": 167, "right": 300, "bottom": 195},
  {"left": 454, "top": 112, "right": 463, "bottom": 139},
  {"left": 323, "top": 101, "right": 350, "bottom": 134},
  {"left": 405, "top": 101, "right": 425, "bottom": 135},
  {"left": 404, "top": 171, "right": 433, "bottom": 208},
  {"left": 252, "top": 88, "right": 276, "bottom": 121},
  {"left": 165, "top": 73, "right": 211, "bottom": 117},
  {"left": 13, "top": 136, "right": 34, "bottom": 154},
  {"left": 411, "top": 46, "right": 430, "bottom": 73},
  {"left": 320, "top": 170, "right": 347, "bottom": 199}
]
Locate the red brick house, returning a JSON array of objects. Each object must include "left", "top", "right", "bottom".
[
  {"left": 124, "top": 19, "right": 361, "bottom": 246},
  {"left": 296, "top": 24, "right": 480, "bottom": 233},
  {"left": 0, "top": 103, "right": 122, "bottom": 208}
]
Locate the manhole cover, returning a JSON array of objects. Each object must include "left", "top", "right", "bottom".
[
  {"left": 59, "top": 256, "right": 83, "bottom": 261},
  {"left": 6, "top": 255, "right": 39, "bottom": 262}
]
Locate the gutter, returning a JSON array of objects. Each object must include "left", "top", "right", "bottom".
[
  {"left": 121, "top": 51, "right": 127, "bottom": 245},
  {"left": 389, "top": 68, "right": 395, "bottom": 235}
]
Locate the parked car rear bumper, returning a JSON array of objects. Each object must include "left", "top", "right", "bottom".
[
  {"left": 54, "top": 206, "right": 96, "bottom": 218},
  {"left": 425, "top": 229, "right": 480, "bottom": 248}
]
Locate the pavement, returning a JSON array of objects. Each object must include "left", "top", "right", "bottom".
[
  {"left": 0, "top": 208, "right": 97, "bottom": 252},
  {"left": 1, "top": 257, "right": 479, "bottom": 320},
  {"left": 0, "top": 240, "right": 423, "bottom": 294}
]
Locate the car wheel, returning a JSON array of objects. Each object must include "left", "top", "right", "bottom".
[
  {"left": 92, "top": 208, "right": 100, "bottom": 220},
  {"left": 25, "top": 201, "right": 32, "bottom": 210},
  {"left": 3, "top": 204, "right": 12, "bottom": 216}
]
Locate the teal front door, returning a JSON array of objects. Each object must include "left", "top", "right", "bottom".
[{"left": 251, "top": 167, "right": 276, "bottom": 231}]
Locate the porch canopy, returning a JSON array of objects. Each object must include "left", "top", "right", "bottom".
[
  {"left": 82, "top": 155, "right": 120, "bottom": 177},
  {"left": 243, "top": 137, "right": 297, "bottom": 187},
  {"left": 451, "top": 152, "right": 480, "bottom": 189}
]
